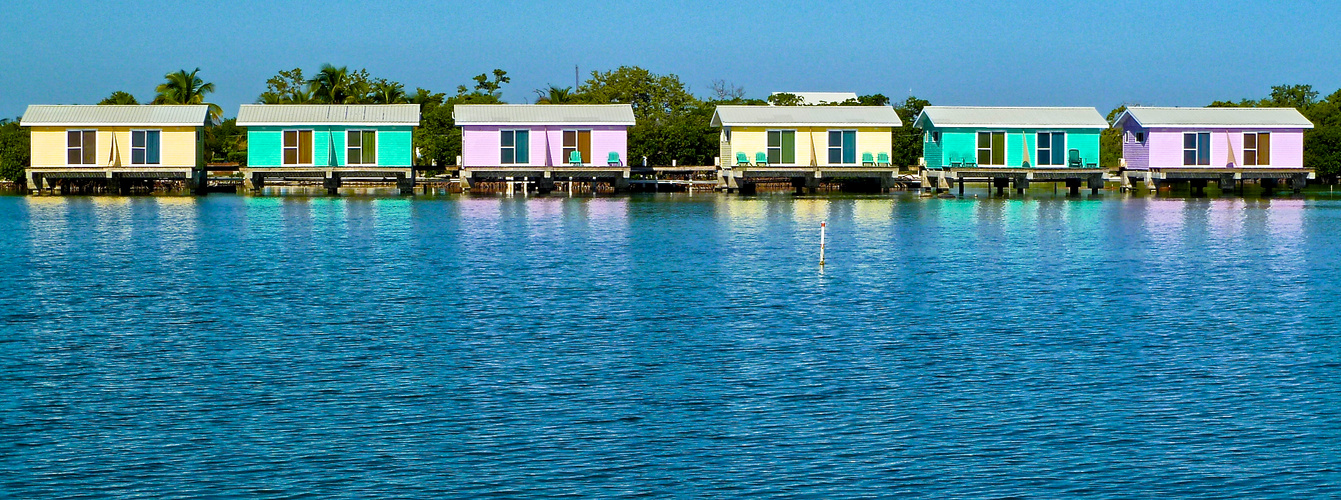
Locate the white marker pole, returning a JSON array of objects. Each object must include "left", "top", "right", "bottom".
[{"left": 819, "top": 221, "right": 827, "bottom": 266}]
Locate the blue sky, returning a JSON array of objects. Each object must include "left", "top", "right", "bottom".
[{"left": 2, "top": 0, "right": 1338, "bottom": 118}]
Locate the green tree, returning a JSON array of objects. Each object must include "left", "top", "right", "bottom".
[
  {"left": 890, "top": 96, "right": 930, "bottom": 168},
  {"left": 153, "top": 67, "right": 222, "bottom": 122},
  {"left": 767, "top": 92, "right": 804, "bottom": 106},
  {"left": 203, "top": 118, "right": 247, "bottom": 165},
  {"left": 410, "top": 87, "right": 445, "bottom": 106},
  {"left": 1305, "top": 127, "right": 1341, "bottom": 178},
  {"left": 0, "top": 118, "right": 30, "bottom": 184},
  {"left": 258, "top": 68, "right": 314, "bottom": 103},
  {"left": 579, "top": 66, "right": 706, "bottom": 164},
  {"left": 1267, "top": 84, "right": 1319, "bottom": 109},
  {"left": 99, "top": 91, "right": 139, "bottom": 105},
  {"left": 579, "top": 66, "right": 698, "bottom": 123},
  {"left": 459, "top": 69, "right": 510, "bottom": 99},
  {"left": 1100, "top": 105, "right": 1128, "bottom": 169},
  {"left": 845, "top": 94, "right": 890, "bottom": 106}
]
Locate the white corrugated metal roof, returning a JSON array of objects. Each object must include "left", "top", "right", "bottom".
[
  {"left": 452, "top": 104, "right": 636, "bottom": 125},
  {"left": 20, "top": 105, "right": 209, "bottom": 127},
  {"left": 235, "top": 104, "right": 420, "bottom": 126},
  {"left": 914, "top": 106, "right": 1108, "bottom": 129},
  {"left": 769, "top": 92, "right": 860, "bottom": 105},
  {"left": 711, "top": 106, "right": 902, "bottom": 127},
  {"left": 1114, "top": 107, "right": 1314, "bottom": 129}
]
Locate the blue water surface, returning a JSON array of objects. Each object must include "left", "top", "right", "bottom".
[{"left": 2, "top": 193, "right": 1339, "bottom": 498}]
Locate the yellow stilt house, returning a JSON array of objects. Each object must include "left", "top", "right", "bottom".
[
  {"left": 709, "top": 105, "right": 903, "bottom": 193},
  {"left": 20, "top": 105, "right": 209, "bottom": 194}
]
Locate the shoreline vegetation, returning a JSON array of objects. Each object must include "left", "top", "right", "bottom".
[{"left": 3, "top": 66, "right": 1341, "bottom": 190}]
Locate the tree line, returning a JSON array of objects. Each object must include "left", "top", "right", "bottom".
[{"left": 3, "top": 67, "right": 1340, "bottom": 183}]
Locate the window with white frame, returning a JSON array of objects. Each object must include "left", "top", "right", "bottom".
[
  {"left": 1243, "top": 132, "right": 1270, "bottom": 166},
  {"left": 501, "top": 129, "right": 529, "bottom": 164},
  {"left": 131, "top": 130, "right": 161, "bottom": 165},
  {"left": 67, "top": 130, "right": 97, "bottom": 165},
  {"left": 1183, "top": 132, "right": 1210, "bottom": 166},
  {"left": 766, "top": 129, "right": 796, "bottom": 164},
  {"left": 1037, "top": 132, "right": 1065, "bottom": 166},
  {"left": 347, "top": 130, "right": 377, "bottom": 165},
  {"left": 283, "top": 130, "right": 313, "bottom": 165},
  {"left": 976, "top": 131, "right": 1005, "bottom": 165},
  {"left": 828, "top": 130, "right": 856, "bottom": 164}
]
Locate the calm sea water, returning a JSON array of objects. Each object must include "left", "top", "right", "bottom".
[{"left": 2, "top": 192, "right": 1340, "bottom": 498}]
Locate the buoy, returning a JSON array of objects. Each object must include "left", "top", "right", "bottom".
[{"left": 819, "top": 221, "right": 827, "bottom": 267}]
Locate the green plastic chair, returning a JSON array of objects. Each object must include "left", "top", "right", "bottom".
[
  {"left": 962, "top": 156, "right": 978, "bottom": 168},
  {"left": 1067, "top": 149, "right": 1081, "bottom": 168},
  {"left": 569, "top": 150, "right": 583, "bottom": 166},
  {"left": 755, "top": 152, "right": 769, "bottom": 167},
  {"left": 736, "top": 152, "right": 750, "bottom": 167},
  {"left": 877, "top": 152, "right": 891, "bottom": 166},
  {"left": 861, "top": 152, "right": 875, "bottom": 166},
  {"left": 949, "top": 157, "right": 964, "bottom": 168},
  {"left": 607, "top": 151, "right": 621, "bottom": 166}
]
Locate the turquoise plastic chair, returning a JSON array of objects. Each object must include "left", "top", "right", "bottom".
[
  {"left": 962, "top": 156, "right": 978, "bottom": 168},
  {"left": 736, "top": 152, "right": 750, "bottom": 167},
  {"left": 1068, "top": 149, "right": 1081, "bottom": 168},
  {"left": 755, "top": 152, "right": 769, "bottom": 167},
  {"left": 861, "top": 152, "right": 875, "bottom": 166},
  {"left": 607, "top": 151, "right": 621, "bottom": 166},
  {"left": 949, "top": 157, "right": 964, "bottom": 168},
  {"left": 877, "top": 152, "right": 891, "bottom": 167},
  {"left": 569, "top": 150, "right": 583, "bottom": 166}
]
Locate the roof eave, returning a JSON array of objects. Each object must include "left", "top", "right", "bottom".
[
  {"left": 20, "top": 122, "right": 206, "bottom": 127},
  {"left": 235, "top": 121, "right": 420, "bottom": 127},
  {"left": 714, "top": 122, "right": 901, "bottom": 128},
  {"left": 455, "top": 121, "right": 635, "bottom": 127}
]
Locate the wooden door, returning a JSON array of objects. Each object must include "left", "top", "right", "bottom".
[{"left": 578, "top": 130, "right": 591, "bottom": 164}]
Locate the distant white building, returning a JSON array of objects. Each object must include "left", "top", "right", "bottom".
[{"left": 769, "top": 92, "right": 859, "bottom": 105}]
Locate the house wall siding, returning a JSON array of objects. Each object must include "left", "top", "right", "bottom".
[
  {"left": 1143, "top": 128, "right": 1306, "bottom": 169},
  {"left": 246, "top": 126, "right": 413, "bottom": 167},
  {"left": 1120, "top": 126, "right": 1150, "bottom": 169},
  {"left": 461, "top": 125, "right": 629, "bottom": 167},
  {"left": 925, "top": 127, "right": 1102, "bottom": 168},
  {"left": 29, "top": 126, "right": 200, "bottom": 167},
  {"left": 725, "top": 126, "right": 894, "bottom": 166}
]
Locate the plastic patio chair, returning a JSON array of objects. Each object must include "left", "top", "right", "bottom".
[
  {"left": 1068, "top": 149, "right": 1082, "bottom": 168},
  {"left": 861, "top": 152, "right": 875, "bottom": 166},
  {"left": 607, "top": 151, "right": 622, "bottom": 166},
  {"left": 736, "top": 152, "right": 751, "bottom": 167},
  {"left": 569, "top": 150, "right": 583, "bottom": 166},
  {"left": 877, "top": 152, "right": 891, "bottom": 167},
  {"left": 755, "top": 152, "right": 770, "bottom": 167}
]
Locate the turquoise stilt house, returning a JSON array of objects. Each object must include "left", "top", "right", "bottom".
[
  {"left": 236, "top": 104, "right": 420, "bottom": 194},
  {"left": 914, "top": 107, "right": 1107, "bottom": 169}
]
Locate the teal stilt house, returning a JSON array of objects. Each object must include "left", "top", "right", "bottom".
[
  {"left": 914, "top": 107, "right": 1107, "bottom": 169},
  {"left": 236, "top": 104, "right": 420, "bottom": 194},
  {"left": 913, "top": 106, "right": 1110, "bottom": 195}
]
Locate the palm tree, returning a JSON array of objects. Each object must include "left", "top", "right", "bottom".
[
  {"left": 371, "top": 79, "right": 408, "bottom": 104},
  {"left": 99, "top": 91, "right": 139, "bottom": 105},
  {"left": 534, "top": 85, "right": 574, "bottom": 104},
  {"left": 308, "top": 64, "right": 350, "bottom": 104},
  {"left": 153, "top": 67, "right": 222, "bottom": 122}
]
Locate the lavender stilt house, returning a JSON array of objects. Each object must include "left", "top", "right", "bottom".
[
  {"left": 1112, "top": 107, "right": 1315, "bottom": 193},
  {"left": 454, "top": 104, "right": 636, "bottom": 192}
]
